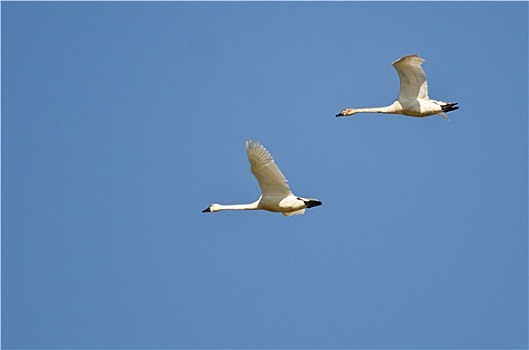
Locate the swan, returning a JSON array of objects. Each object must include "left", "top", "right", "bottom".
[
  {"left": 336, "top": 54, "right": 458, "bottom": 120},
  {"left": 202, "top": 140, "right": 322, "bottom": 216}
]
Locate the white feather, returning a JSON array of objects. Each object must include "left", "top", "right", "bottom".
[
  {"left": 336, "top": 54, "right": 458, "bottom": 120},
  {"left": 202, "top": 141, "right": 322, "bottom": 217}
]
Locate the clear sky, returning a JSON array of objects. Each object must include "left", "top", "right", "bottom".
[{"left": 2, "top": 2, "right": 527, "bottom": 349}]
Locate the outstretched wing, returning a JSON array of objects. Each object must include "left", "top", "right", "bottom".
[
  {"left": 246, "top": 140, "right": 292, "bottom": 197},
  {"left": 392, "top": 54, "right": 429, "bottom": 100}
]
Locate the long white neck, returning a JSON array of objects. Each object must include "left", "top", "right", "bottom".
[
  {"left": 355, "top": 102, "right": 401, "bottom": 114},
  {"left": 211, "top": 200, "right": 259, "bottom": 212}
]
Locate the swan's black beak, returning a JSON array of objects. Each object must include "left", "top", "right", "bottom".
[
  {"left": 202, "top": 207, "right": 211, "bottom": 213},
  {"left": 335, "top": 112, "right": 344, "bottom": 117}
]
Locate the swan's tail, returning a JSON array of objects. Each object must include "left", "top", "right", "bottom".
[
  {"left": 442, "top": 102, "right": 458, "bottom": 113},
  {"left": 283, "top": 209, "right": 305, "bottom": 217}
]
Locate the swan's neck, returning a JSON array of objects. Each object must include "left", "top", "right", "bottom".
[
  {"left": 211, "top": 200, "right": 259, "bottom": 212},
  {"left": 355, "top": 102, "right": 401, "bottom": 114}
]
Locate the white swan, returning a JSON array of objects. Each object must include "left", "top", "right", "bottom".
[
  {"left": 202, "top": 140, "right": 322, "bottom": 216},
  {"left": 336, "top": 54, "right": 458, "bottom": 120}
]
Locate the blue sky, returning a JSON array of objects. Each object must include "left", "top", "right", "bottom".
[{"left": 2, "top": 2, "right": 527, "bottom": 349}]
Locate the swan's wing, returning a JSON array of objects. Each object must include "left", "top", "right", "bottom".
[
  {"left": 392, "top": 54, "right": 429, "bottom": 100},
  {"left": 246, "top": 140, "right": 292, "bottom": 197}
]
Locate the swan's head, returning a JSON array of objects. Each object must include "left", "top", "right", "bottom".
[
  {"left": 335, "top": 108, "right": 357, "bottom": 117},
  {"left": 202, "top": 204, "right": 221, "bottom": 213}
]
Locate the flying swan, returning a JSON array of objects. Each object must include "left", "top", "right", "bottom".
[
  {"left": 202, "top": 140, "right": 322, "bottom": 216},
  {"left": 336, "top": 54, "right": 458, "bottom": 120}
]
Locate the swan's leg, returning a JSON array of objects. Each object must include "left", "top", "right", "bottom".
[{"left": 438, "top": 112, "right": 450, "bottom": 121}]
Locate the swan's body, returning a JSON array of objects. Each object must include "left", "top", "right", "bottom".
[
  {"left": 202, "top": 141, "right": 322, "bottom": 217},
  {"left": 336, "top": 54, "right": 458, "bottom": 120}
]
